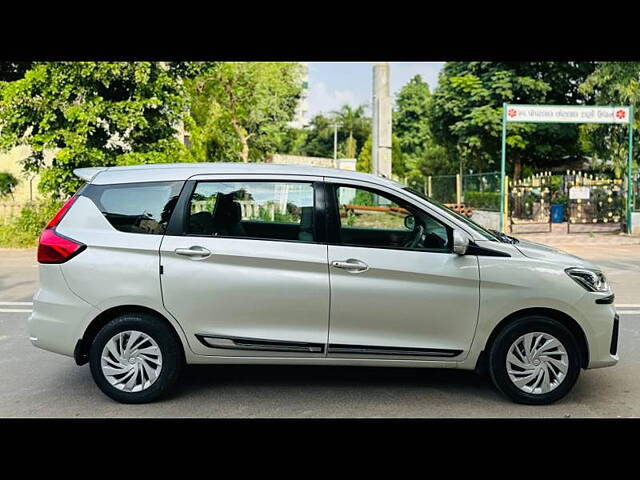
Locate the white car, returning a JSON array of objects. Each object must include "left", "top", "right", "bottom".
[{"left": 28, "top": 163, "right": 618, "bottom": 404}]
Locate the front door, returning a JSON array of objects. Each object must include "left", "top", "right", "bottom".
[
  {"left": 325, "top": 180, "right": 480, "bottom": 360},
  {"left": 160, "top": 177, "right": 330, "bottom": 357}
]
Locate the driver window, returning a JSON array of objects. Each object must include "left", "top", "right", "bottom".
[{"left": 335, "top": 185, "right": 451, "bottom": 252}]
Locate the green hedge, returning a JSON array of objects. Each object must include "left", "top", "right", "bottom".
[{"left": 464, "top": 192, "right": 500, "bottom": 211}]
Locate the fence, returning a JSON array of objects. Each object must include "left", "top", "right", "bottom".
[
  {"left": 421, "top": 172, "right": 501, "bottom": 210},
  {"left": 0, "top": 202, "right": 29, "bottom": 220}
]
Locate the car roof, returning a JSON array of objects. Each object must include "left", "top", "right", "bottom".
[{"left": 75, "top": 162, "right": 404, "bottom": 189}]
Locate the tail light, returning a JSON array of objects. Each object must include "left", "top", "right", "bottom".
[{"left": 37, "top": 196, "right": 86, "bottom": 264}]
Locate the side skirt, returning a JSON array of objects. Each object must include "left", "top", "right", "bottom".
[
  {"left": 327, "top": 344, "right": 463, "bottom": 358},
  {"left": 196, "top": 334, "right": 325, "bottom": 354}
]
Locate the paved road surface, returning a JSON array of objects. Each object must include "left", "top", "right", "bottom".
[{"left": 1, "top": 247, "right": 638, "bottom": 417}]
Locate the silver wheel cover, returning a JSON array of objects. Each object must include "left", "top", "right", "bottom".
[
  {"left": 506, "top": 332, "right": 569, "bottom": 395},
  {"left": 101, "top": 330, "right": 163, "bottom": 393}
]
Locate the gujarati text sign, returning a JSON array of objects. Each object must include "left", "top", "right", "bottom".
[{"left": 506, "top": 105, "right": 630, "bottom": 124}]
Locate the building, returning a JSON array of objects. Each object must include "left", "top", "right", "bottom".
[{"left": 288, "top": 63, "right": 309, "bottom": 129}]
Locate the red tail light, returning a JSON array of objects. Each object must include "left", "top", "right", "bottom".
[
  {"left": 37, "top": 196, "right": 86, "bottom": 264},
  {"left": 46, "top": 196, "right": 78, "bottom": 228}
]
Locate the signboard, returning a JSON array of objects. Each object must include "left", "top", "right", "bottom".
[
  {"left": 569, "top": 186, "right": 591, "bottom": 200},
  {"left": 505, "top": 105, "right": 630, "bottom": 124}
]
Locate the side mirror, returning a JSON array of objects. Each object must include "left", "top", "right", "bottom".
[
  {"left": 452, "top": 229, "right": 469, "bottom": 255},
  {"left": 404, "top": 215, "right": 416, "bottom": 230}
]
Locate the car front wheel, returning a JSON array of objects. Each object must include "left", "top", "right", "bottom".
[{"left": 488, "top": 316, "right": 582, "bottom": 405}]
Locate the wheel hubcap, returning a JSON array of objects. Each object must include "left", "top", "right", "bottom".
[
  {"left": 506, "top": 332, "right": 569, "bottom": 395},
  {"left": 101, "top": 330, "right": 163, "bottom": 393}
]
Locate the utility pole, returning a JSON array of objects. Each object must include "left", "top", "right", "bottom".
[
  {"left": 333, "top": 122, "right": 338, "bottom": 166},
  {"left": 372, "top": 62, "right": 392, "bottom": 178}
]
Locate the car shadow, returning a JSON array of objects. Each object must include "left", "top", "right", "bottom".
[{"left": 174, "top": 363, "right": 500, "bottom": 401}]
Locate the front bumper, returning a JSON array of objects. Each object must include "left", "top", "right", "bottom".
[{"left": 582, "top": 303, "right": 619, "bottom": 369}]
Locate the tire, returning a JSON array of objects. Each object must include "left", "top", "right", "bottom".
[
  {"left": 488, "top": 315, "right": 581, "bottom": 405},
  {"left": 89, "top": 312, "right": 183, "bottom": 404}
]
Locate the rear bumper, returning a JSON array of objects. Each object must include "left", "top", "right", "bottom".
[{"left": 28, "top": 265, "right": 99, "bottom": 357}]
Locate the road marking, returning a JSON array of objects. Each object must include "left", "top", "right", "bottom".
[
  {"left": 618, "top": 310, "right": 640, "bottom": 315},
  {"left": 0, "top": 301, "right": 33, "bottom": 306},
  {"left": 0, "top": 309, "right": 32, "bottom": 313},
  {"left": 617, "top": 304, "right": 640, "bottom": 308}
]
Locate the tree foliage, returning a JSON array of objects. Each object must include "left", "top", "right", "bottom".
[
  {"left": 578, "top": 62, "right": 640, "bottom": 177},
  {"left": 0, "top": 171, "right": 19, "bottom": 199},
  {"left": 0, "top": 62, "right": 197, "bottom": 198},
  {"left": 331, "top": 104, "right": 369, "bottom": 158},
  {"left": 185, "top": 62, "right": 304, "bottom": 163},
  {"left": 392, "top": 74, "right": 455, "bottom": 179},
  {"left": 430, "top": 62, "right": 597, "bottom": 180}
]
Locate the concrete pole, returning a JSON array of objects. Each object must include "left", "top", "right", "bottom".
[
  {"left": 372, "top": 62, "right": 392, "bottom": 178},
  {"left": 333, "top": 123, "right": 338, "bottom": 167}
]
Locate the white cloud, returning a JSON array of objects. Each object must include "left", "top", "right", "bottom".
[{"left": 308, "top": 80, "right": 367, "bottom": 117}]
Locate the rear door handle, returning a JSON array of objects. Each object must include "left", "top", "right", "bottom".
[
  {"left": 174, "top": 246, "right": 211, "bottom": 259},
  {"left": 331, "top": 259, "right": 369, "bottom": 273}
]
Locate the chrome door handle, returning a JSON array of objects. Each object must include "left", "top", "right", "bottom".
[
  {"left": 331, "top": 259, "right": 369, "bottom": 273},
  {"left": 174, "top": 246, "right": 211, "bottom": 259}
]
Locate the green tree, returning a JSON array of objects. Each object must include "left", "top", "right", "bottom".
[
  {"left": 331, "top": 104, "right": 369, "bottom": 158},
  {"left": 430, "top": 62, "right": 597, "bottom": 180},
  {"left": 297, "top": 114, "right": 336, "bottom": 158},
  {"left": 185, "top": 62, "right": 304, "bottom": 163},
  {"left": 393, "top": 75, "right": 432, "bottom": 163},
  {"left": 0, "top": 172, "right": 18, "bottom": 200},
  {"left": 393, "top": 74, "right": 454, "bottom": 179},
  {"left": 357, "top": 135, "right": 372, "bottom": 173},
  {"left": 578, "top": 62, "right": 640, "bottom": 177},
  {"left": 356, "top": 134, "right": 404, "bottom": 178},
  {"left": 0, "top": 62, "right": 196, "bottom": 198}
]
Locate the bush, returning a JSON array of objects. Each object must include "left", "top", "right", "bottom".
[
  {"left": 464, "top": 191, "right": 500, "bottom": 211},
  {"left": 0, "top": 202, "right": 62, "bottom": 248},
  {"left": 0, "top": 172, "right": 19, "bottom": 200}
]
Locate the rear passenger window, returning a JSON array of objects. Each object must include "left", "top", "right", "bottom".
[
  {"left": 85, "top": 182, "right": 183, "bottom": 234},
  {"left": 187, "top": 181, "right": 315, "bottom": 242}
]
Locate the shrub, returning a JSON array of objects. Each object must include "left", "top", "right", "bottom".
[
  {"left": 464, "top": 191, "right": 500, "bottom": 211},
  {"left": 0, "top": 202, "right": 62, "bottom": 248},
  {"left": 0, "top": 172, "right": 19, "bottom": 200}
]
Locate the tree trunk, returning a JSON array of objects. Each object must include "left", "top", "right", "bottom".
[
  {"left": 230, "top": 116, "right": 251, "bottom": 163},
  {"left": 513, "top": 154, "right": 522, "bottom": 182}
]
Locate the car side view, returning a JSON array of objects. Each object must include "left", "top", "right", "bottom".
[{"left": 28, "top": 163, "right": 619, "bottom": 404}]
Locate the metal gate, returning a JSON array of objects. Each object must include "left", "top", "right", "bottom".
[
  {"left": 566, "top": 175, "right": 625, "bottom": 233},
  {"left": 509, "top": 175, "right": 552, "bottom": 233}
]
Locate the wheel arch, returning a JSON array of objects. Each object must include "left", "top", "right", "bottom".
[
  {"left": 476, "top": 307, "right": 589, "bottom": 373},
  {"left": 73, "top": 305, "right": 186, "bottom": 366}
]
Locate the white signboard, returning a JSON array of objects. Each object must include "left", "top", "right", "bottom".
[
  {"left": 569, "top": 186, "right": 591, "bottom": 200},
  {"left": 506, "top": 105, "right": 630, "bottom": 124}
]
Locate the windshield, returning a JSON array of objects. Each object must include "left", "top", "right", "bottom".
[{"left": 403, "top": 187, "right": 499, "bottom": 241}]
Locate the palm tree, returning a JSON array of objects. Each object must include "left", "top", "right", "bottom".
[{"left": 331, "top": 104, "right": 369, "bottom": 158}]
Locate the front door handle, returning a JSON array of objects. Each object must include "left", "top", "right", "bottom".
[
  {"left": 331, "top": 259, "right": 369, "bottom": 273},
  {"left": 175, "top": 246, "right": 211, "bottom": 259}
]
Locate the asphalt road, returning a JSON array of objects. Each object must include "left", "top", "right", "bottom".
[{"left": 1, "top": 247, "right": 639, "bottom": 418}]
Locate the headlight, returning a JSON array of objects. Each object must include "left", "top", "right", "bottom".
[{"left": 565, "top": 267, "right": 610, "bottom": 292}]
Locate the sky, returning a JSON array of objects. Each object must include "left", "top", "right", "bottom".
[{"left": 307, "top": 62, "right": 444, "bottom": 117}]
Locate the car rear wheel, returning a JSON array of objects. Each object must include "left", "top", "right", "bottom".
[
  {"left": 89, "top": 312, "right": 182, "bottom": 404},
  {"left": 488, "top": 315, "right": 581, "bottom": 405}
]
